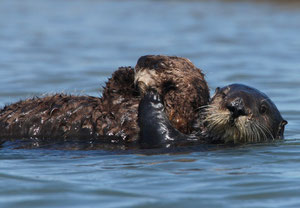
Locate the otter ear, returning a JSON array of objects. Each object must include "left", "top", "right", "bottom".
[
  {"left": 281, "top": 120, "right": 288, "bottom": 127},
  {"left": 277, "top": 120, "right": 288, "bottom": 139}
]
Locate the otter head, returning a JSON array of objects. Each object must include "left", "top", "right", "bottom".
[
  {"left": 134, "top": 55, "right": 209, "bottom": 134},
  {"left": 204, "top": 84, "right": 287, "bottom": 144},
  {"left": 134, "top": 55, "right": 195, "bottom": 95}
]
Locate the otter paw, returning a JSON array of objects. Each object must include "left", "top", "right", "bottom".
[{"left": 144, "top": 88, "right": 162, "bottom": 104}]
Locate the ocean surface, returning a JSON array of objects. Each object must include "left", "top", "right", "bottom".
[{"left": 1, "top": 0, "right": 300, "bottom": 207}]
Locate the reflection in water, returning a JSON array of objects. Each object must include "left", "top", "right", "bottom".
[{"left": 0, "top": 0, "right": 300, "bottom": 207}]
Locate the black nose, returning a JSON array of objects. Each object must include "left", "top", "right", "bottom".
[{"left": 226, "top": 97, "right": 246, "bottom": 118}]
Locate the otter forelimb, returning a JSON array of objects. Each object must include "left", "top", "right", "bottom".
[{"left": 138, "top": 89, "right": 201, "bottom": 148}]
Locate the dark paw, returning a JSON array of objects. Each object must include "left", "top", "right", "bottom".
[
  {"left": 144, "top": 88, "right": 162, "bottom": 104},
  {"left": 138, "top": 87, "right": 164, "bottom": 123}
]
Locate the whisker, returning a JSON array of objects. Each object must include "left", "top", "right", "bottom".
[
  {"left": 196, "top": 105, "right": 211, "bottom": 111},
  {"left": 255, "top": 123, "right": 267, "bottom": 142},
  {"left": 203, "top": 105, "right": 276, "bottom": 144},
  {"left": 258, "top": 122, "right": 274, "bottom": 140}
]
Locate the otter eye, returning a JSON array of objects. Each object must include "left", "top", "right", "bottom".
[
  {"left": 215, "top": 87, "right": 226, "bottom": 98},
  {"left": 260, "top": 103, "right": 268, "bottom": 114},
  {"left": 162, "top": 80, "right": 176, "bottom": 94}
]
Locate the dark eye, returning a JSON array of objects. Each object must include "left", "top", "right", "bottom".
[
  {"left": 260, "top": 103, "right": 268, "bottom": 114},
  {"left": 162, "top": 80, "right": 176, "bottom": 94},
  {"left": 215, "top": 87, "right": 226, "bottom": 98}
]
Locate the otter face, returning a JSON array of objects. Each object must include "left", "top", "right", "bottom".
[
  {"left": 204, "top": 84, "right": 287, "bottom": 143},
  {"left": 134, "top": 55, "right": 186, "bottom": 95},
  {"left": 134, "top": 55, "right": 209, "bottom": 134},
  {"left": 134, "top": 67, "right": 160, "bottom": 94}
]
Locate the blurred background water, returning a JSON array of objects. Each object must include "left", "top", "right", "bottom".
[{"left": 0, "top": 0, "right": 300, "bottom": 207}]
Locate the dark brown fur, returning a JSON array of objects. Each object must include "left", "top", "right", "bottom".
[
  {"left": 0, "top": 67, "right": 139, "bottom": 144},
  {"left": 135, "top": 55, "right": 209, "bottom": 133},
  {"left": 202, "top": 84, "right": 287, "bottom": 143},
  {"left": 0, "top": 55, "right": 209, "bottom": 147},
  {"left": 137, "top": 84, "right": 287, "bottom": 149}
]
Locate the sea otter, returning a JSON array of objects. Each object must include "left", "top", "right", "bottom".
[
  {"left": 138, "top": 84, "right": 287, "bottom": 148},
  {"left": 0, "top": 55, "right": 209, "bottom": 148}
]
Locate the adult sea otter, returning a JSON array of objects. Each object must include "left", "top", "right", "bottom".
[{"left": 138, "top": 84, "right": 287, "bottom": 148}]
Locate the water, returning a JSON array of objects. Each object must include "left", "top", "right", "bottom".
[{"left": 0, "top": 0, "right": 300, "bottom": 207}]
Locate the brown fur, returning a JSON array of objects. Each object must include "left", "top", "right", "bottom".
[
  {"left": 0, "top": 55, "right": 209, "bottom": 146},
  {"left": 135, "top": 55, "right": 209, "bottom": 133}
]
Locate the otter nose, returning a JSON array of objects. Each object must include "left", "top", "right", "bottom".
[{"left": 226, "top": 97, "right": 246, "bottom": 118}]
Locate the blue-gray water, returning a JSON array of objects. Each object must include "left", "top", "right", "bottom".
[{"left": 1, "top": 0, "right": 300, "bottom": 207}]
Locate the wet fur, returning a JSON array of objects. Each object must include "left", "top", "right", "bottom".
[
  {"left": 135, "top": 55, "right": 209, "bottom": 134},
  {"left": 202, "top": 84, "right": 286, "bottom": 144},
  {"left": 0, "top": 67, "right": 140, "bottom": 144},
  {"left": 0, "top": 55, "right": 209, "bottom": 148},
  {"left": 138, "top": 90, "right": 200, "bottom": 148},
  {"left": 138, "top": 84, "right": 287, "bottom": 148},
  {"left": 203, "top": 105, "right": 275, "bottom": 143}
]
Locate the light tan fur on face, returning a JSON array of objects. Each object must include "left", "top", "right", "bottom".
[
  {"left": 203, "top": 105, "right": 274, "bottom": 143},
  {"left": 133, "top": 55, "right": 210, "bottom": 134},
  {"left": 134, "top": 68, "right": 159, "bottom": 94}
]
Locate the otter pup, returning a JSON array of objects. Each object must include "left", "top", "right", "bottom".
[
  {"left": 0, "top": 55, "right": 209, "bottom": 148},
  {"left": 138, "top": 84, "right": 287, "bottom": 148}
]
